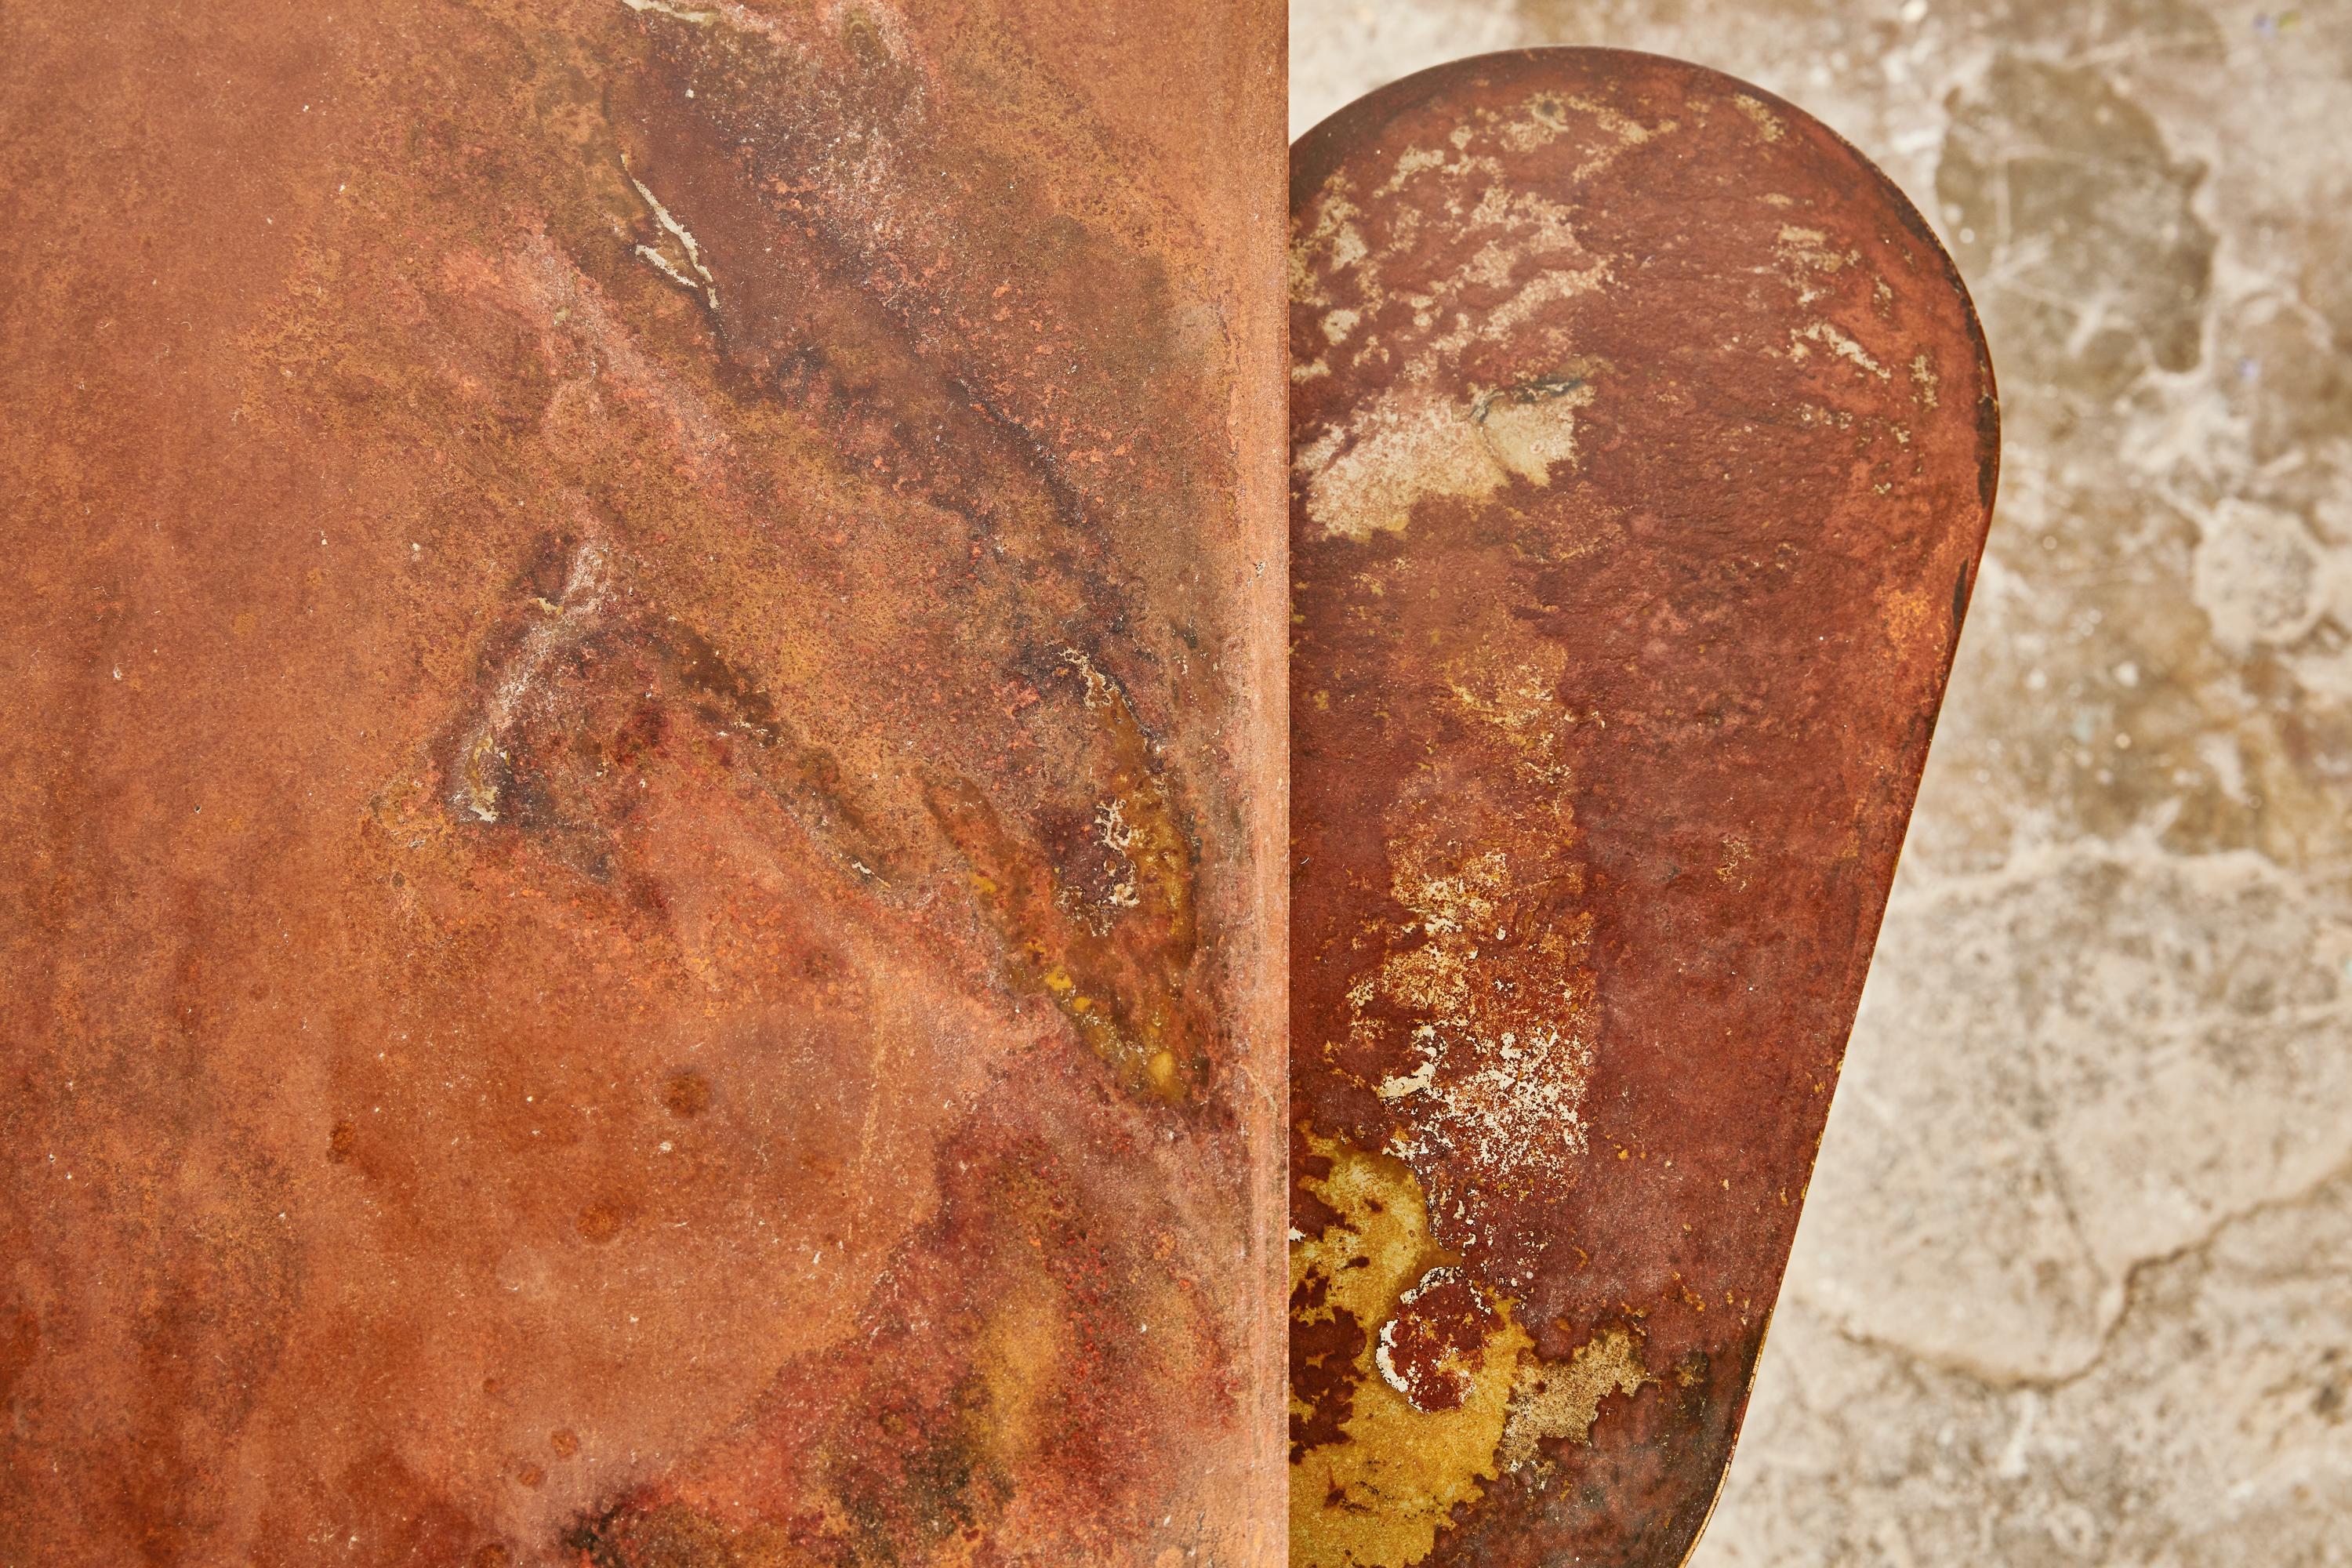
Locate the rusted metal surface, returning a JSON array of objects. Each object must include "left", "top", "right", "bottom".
[
  {"left": 0, "top": 2, "right": 1286, "bottom": 1563},
  {"left": 1287, "top": 49, "right": 1995, "bottom": 1567}
]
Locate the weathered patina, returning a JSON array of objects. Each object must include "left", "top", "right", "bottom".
[
  {"left": 0, "top": 2, "right": 1285, "bottom": 1563},
  {"left": 1287, "top": 49, "right": 1996, "bottom": 1566}
]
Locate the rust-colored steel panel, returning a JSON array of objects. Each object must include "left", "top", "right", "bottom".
[
  {"left": 0, "top": 2, "right": 1286, "bottom": 1563},
  {"left": 1287, "top": 49, "right": 1995, "bottom": 1567}
]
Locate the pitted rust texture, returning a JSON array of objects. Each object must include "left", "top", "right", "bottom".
[
  {"left": 0, "top": 1, "right": 1285, "bottom": 1563},
  {"left": 1287, "top": 50, "right": 1996, "bottom": 1567}
]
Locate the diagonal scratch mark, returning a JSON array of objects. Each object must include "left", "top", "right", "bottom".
[
  {"left": 622, "top": 155, "right": 720, "bottom": 310},
  {"left": 619, "top": 0, "right": 716, "bottom": 24}
]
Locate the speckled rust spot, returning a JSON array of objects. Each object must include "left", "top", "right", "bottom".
[
  {"left": 1288, "top": 49, "right": 1996, "bottom": 1567},
  {"left": 0, "top": 1, "right": 1285, "bottom": 1563}
]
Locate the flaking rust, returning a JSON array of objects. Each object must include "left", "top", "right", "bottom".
[
  {"left": 0, "top": 2, "right": 1285, "bottom": 1563},
  {"left": 1288, "top": 50, "right": 1996, "bottom": 1567}
]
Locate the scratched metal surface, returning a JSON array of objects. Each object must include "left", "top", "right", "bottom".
[
  {"left": 0, "top": 2, "right": 1286, "bottom": 1563},
  {"left": 1287, "top": 49, "right": 1995, "bottom": 1568}
]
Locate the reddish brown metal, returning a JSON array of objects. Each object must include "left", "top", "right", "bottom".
[
  {"left": 1287, "top": 50, "right": 1995, "bottom": 1566},
  {"left": 0, "top": 2, "right": 1286, "bottom": 1563}
]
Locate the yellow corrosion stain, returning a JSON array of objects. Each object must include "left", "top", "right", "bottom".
[
  {"left": 1291, "top": 1132, "right": 1532, "bottom": 1568},
  {"left": 1878, "top": 583, "right": 1935, "bottom": 651},
  {"left": 1293, "top": 1132, "right": 1659, "bottom": 1565},
  {"left": 971, "top": 1264, "right": 1065, "bottom": 1480},
  {"left": 924, "top": 653, "right": 1201, "bottom": 1104}
]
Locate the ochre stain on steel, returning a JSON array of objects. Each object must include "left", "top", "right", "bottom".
[
  {"left": 1287, "top": 49, "right": 1997, "bottom": 1567},
  {"left": 0, "top": 2, "right": 1286, "bottom": 1563}
]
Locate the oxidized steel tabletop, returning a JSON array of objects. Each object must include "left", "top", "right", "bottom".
[{"left": 1287, "top": 49, "right": 1996, "bottom": 1567}]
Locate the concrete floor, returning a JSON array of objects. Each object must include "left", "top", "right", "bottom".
[{"left": 1294, "top": 3, "right": 2352, "bottom": 1563}]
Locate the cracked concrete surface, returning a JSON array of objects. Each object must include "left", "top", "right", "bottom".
[{"left": 1295, "top": 2, "right": 2352, "bottom": 1560}]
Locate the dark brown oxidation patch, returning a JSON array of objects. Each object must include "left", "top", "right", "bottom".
[
  {"left": 1287, "top": 49, "right": 1997, "bottom": 1568},
  {"left": 0, "top": 2, "right": 1286, "bottom": 1564}
]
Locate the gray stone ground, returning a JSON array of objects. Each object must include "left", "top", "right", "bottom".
[{"left": 1292, "top": 3, "right": 2352, "bottom": 1562}]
